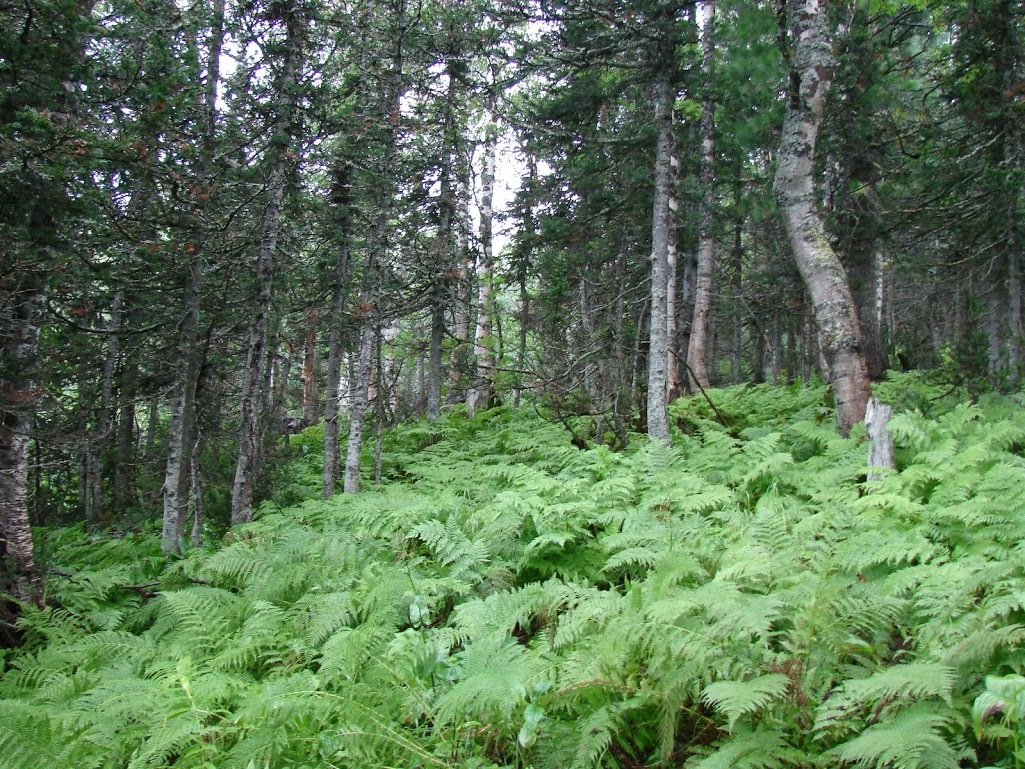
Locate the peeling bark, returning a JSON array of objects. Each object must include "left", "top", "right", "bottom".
[
  {"left": 468, "top": 93, "right": 498, "bottom": 417},
  {"left": 0, "top": 287, "right": 44, "bottom": 607}
]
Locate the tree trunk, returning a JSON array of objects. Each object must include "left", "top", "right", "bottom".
[
  {"left": 342, "top": 0, "right": 405, "bottom": 490},
  {"left": 774, "top": 0, "right": 870, "bottom": 436},
  {"left": 687, "top": 0, "right": 716, "bottom": 393},
  {"left": 300, "top": 309, "right": 319, "bottom": 427},
  {"left": 162, "top": 262, "right": 201, "bottom": 553},
  {"left": 468, "top": 95, "right": 498, "bottom": 417},
  {"left": 344, "top": 324, "right": 373, "bottom": 494},
  {"left": 447, "top": 158, "right": 473, "bottom": 404},
  {"left": 428, "top": 51, "right": 464, "bottom": 421},
  {"left": 323, "top": 162, "right": 353, "bottom": 498},
  {"left": 230, "top": 1, "right": 302, "bottom": 525},
  {"left": 161, "top": 0, "right": 224, "bottom": 552},
  {"left": 647, "top": 75, "right": 675, "bottom": 444},
  {"left": 0, "top": 287, "right": 44, "bottom": 607},
  {"left": 729, "top": 217, "right": 744, "bottom": 382},
  {"left": 866, "top": 397, "right": 894, "bottom": 481}
]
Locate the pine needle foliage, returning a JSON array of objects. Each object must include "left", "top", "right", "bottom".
[{"left": 4, "top": 379, "right": 1025, "bottom": 768}]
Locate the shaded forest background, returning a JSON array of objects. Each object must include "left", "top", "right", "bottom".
[{"left": 1, "top": 0, "right": 1023, "bottom": 594}]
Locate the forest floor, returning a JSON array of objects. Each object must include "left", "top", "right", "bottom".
[{"left": 3, "top": 373, "right": 1025, "bottom": 769}]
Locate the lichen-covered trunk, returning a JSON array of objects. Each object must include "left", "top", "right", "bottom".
[
  {"left": 647, "top": 76, "right": 675, "bottom": 445},
  {"left": 774, "top": 0, "right": 869, "bottom": 436},
  {"left": 686, "top": 0, "right": 716, "bottom": 392},
  {"left": 0, "top": 288, "right": 43, "bottom": 607}
]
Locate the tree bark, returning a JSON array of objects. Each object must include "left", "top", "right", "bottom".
[
  {"left": 162, "top": 262, "right": 201, "bottom": 553},
  {"left": 774, "top": 0, "right": 870, "bottom": 436},
  {"left": 468, "top": 93, "right": 499, "bottom": 417},
  {"left": 428, "top": 50, "right": 463, "bottom": 421},
  {"left": 344, "top": 324, "right": 373, "bottom": 494},
  {"left": 0, "top": 287, "right": 44, "bottom": 607},
  {"left": 646, "top": 75, "right": 675, "bottom": 445},
  {"left": 687, "top": 0, "right": 716, "bottom": 393},
  {"left": 866, "top": 396, "right": 894, "bottom": 481}
]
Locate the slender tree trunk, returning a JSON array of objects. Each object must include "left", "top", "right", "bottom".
[
  {"left": 428, "top": 51, "right": 464, "bottom": 420},
  {"left": 323, "top": 162, "right": 353, "bottom": 497},
  {"left": 447, "top": 165, "right": 473, "bottom": 403},
  {"left": 687, "top": 0, "right": 716, "bottom": 392},
  {"left": 647, "top": 75, "right": 675, "bottom": 444},
  {"left": 0, "top": 287, "right": 44, "bottom": 606},
  {"left": 161, "top": 0, "right": 224, "bottom": 552},
  {"left": 427, "top": 295, "right": 445, "bottom": 421},
  {"left": 300, "top": 309, "right": 319, "bottom": 427},
  {"left": 774, "top": 0, "right": 870, "bottom": 436},
  {"left": 344, "top": 325, "right": 373, "bottom": 494},
  {"left": 230, "top": 2, "right": 302, "bottom": 525},
  {"left": 162, "top": 263, "right": 201, "bottom": 553},
  {"left": 114, "top": 362, "right": 137, "bottom": 512},
  {"left": 514, "top": 156, "right": 537, "bottom": 408},
  {"left": 343, "top": 0, "right": 405, "bottom": 489},
  {"left": 189, "top": 432, "right": 203, "bottom": 546},
  {"left": 468, "top": 95, "right": 498, "bottom": 416}
]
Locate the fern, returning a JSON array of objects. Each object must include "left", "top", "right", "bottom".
[
  {"left": 824, "top": 704, "right": 965, "bottom": 769},
  {"left": 9, "top": 385, "right": 1025, "bottom": 768},
  {"left": 686, "top": 729, "right": 805, "bottom": 769},
  {"left": 702, "top": 674, "right": 791, "bottom": 731}
]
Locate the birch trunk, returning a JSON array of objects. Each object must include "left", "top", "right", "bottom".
[
  {"left": 0, "top": 288, "right": 44, "bottom": 606},
  {"left": 774, "top": 0, "right": 870, "bottom": 436},
  {"left": 687, "top": 0, "right": 716, "bottom": 392},
  {"left": 647, "top": 76, "right": 675, "bottom": 444},
  {"left": 468, "top": 97, "right": 498, "bottom": 417}
]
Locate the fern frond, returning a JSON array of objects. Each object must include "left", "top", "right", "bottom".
[
  {"left": 814, "top": 662, "right": 956, "bottom": 731},
  {"left": 824, "top": 703, "right": 962, "bottom": 769},
  {"left": 686, "top": 728, "right": 802, "bottom": 769},
  {"left": 702, "top": 673, "right": 790, "bottom": 731}
]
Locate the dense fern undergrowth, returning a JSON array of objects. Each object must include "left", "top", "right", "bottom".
[{"left": 6, "top": 375, "right": 1025, "bottom": 768}]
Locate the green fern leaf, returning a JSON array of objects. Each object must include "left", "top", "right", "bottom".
[
  {"left": 702, "top": 674, "right": 790, "bottom": 731},
  {"left": 824, "top": 704, "right": 962, "bottom": 769}
]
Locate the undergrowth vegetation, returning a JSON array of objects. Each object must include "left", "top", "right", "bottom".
[{"left": 4, "top": 375, "right": 1025, "bottom": 768}]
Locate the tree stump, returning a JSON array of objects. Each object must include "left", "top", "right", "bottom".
[{"left": 866, "top": 397, "right": 894, "bottom": 481}]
